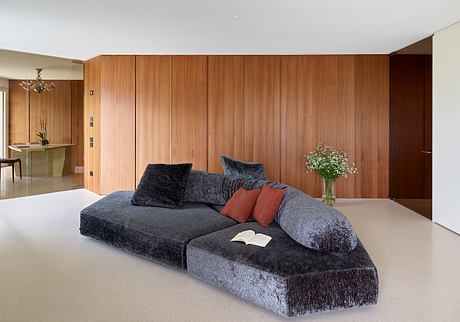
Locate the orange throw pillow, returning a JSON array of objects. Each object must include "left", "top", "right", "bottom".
[
  {"left": 220, "top": 188, "right": 262, "bottom": 223},
  {"left": 253, "top": 184, "right": 285, "bottom": 227}
]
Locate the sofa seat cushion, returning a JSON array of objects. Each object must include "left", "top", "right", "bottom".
[
  {"left": 80, "top": 191, "right": 237, "bottom": 270},
  {"left": 187, "top": 222, "right": 378, "bottom": 317}
]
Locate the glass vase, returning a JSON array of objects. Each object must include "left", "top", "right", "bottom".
[{"left": 322, "top": 178, "right": 336, "bottom": 206}]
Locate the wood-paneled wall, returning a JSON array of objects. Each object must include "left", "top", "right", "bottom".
[
  {"left": 243, "top": 56, "right": 281, "bottom": 181},
  {"left": 8, "top": 81, "right": 28, "bottom": 145},
  {"left": 355, "top": 56, "right": 389, "bottom": 197},
  {"left": 99, "top": 56, "right": 136, "bottom": 194},
  {"left": 88, "top": 55, "right": 389, "bottom": 197},
  {"left": 71, "top": 80, "right": 84, "bottom": 170},
  {"left": 9, "top": 80, "right": 82, "bottom": 145},
  {"left": 84, "top": 57, "right": 101, "bottom": 193},
  {"left": 29, "top": 80, "right": 72, "bottom": 144},
  {"left": 9, "top": 80, "right": 84, "bottom": 168},
  {"left": 136, "top": 56, "right": 171, "bottom": 180},
  {"left": 170, "top": 56, "right": 208, "bottom": 170},
  {"left": 84, "top": 56, "right": 136, "bottom": 194},
  {"left": 207, "top": 56, "right": 244, "bottom": 173},
  {"left": 390, "top": 54, "right": 431, "bottom": 200},
  {"left": 281, "top": 56, "right": 320, "bottom": 196}
]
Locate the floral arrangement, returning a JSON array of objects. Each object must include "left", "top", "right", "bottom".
[
  {"left": 305, "top": 144, "right": 357, "bottom": 206},
  {"left": 36, "top": 119, "right": 49, "bottom": 145}
]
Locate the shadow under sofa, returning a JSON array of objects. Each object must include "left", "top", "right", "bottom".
[{"left": 80, "top": 172, "right": 378, "bottom": 318}]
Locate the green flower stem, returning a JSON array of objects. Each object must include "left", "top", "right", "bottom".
[{"left": 323, "top": 178, "right": 336, "bottom": 206}]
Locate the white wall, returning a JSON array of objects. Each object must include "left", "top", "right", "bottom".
[{"left": 433, "top": 21, "right": 460, "bottom": 234}]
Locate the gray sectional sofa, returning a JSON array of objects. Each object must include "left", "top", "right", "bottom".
[{"left": 80, "top": 170, "right": 378, "bottom": 317}]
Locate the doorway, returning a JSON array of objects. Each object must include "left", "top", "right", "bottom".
[{"left": 389, "top": 37, "right": 432, "bottom": 219}]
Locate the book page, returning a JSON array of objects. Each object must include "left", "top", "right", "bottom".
[
  {"left": 231, "top": 230, "right": 255, "bottom": 243},
  {"left": 247, "top": 233, "right": 272, "bottom": 247}
]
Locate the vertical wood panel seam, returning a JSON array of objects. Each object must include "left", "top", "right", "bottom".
[
  {"left": 278, "top": 55, "right": 282, "bottom": 181},
  {"left": 206, "top": 55, "right": 209, "bottom": 171},
  {"left": 354, "top": 56, "right": 359, "bottom": 197},
  {"left": 134, "top": 56, "right": 137, "bottom": 188},
  {"left": 169, "top": 56, "right": 172, "bottom": 164},
  {"left": 242, "top": 56, "right": 245, "bottom": 163}
]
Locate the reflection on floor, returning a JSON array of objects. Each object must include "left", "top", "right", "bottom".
[
  {"left": 0, "top": 167, "right": 83, "bottom": 199},
  {"left": 397, "top": 198, "right": 432, "bottom": 220}
]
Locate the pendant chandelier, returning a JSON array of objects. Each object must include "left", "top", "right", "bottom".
[{"left": 20, "top": 68, "right": 55, "bottom": 93}]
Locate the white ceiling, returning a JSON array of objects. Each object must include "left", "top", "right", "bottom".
[
  {"left": 0, "top": 49, "right": 83, "bottom": 80},
  {"left": 0, "top": 0, "right": 459, "bottom": 61}
]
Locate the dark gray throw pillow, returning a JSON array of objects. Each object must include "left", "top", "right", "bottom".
[
  {"left": 220, "top": 155, "right": 266, "bottom": 180},
  {"left": 131, "top": 163, "right": 192, "bottom": 209}
]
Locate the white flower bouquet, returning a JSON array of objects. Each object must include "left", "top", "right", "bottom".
[{"left": 305, "top": 144, "right": 357, "bottom": 206}]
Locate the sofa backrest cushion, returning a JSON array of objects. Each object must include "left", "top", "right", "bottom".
[
  {"left": 183, "top": 170, "right": 227, "bottom": 205},
  {"left": 220, "top": 155, "right": 266, "bottom": 180},
  {"left": 183, "top": 170, "right": 358, "bottom": 253}
]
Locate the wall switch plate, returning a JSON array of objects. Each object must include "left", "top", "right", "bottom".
[
  {"left": 89, "top": 170, "right": 93, "bottom": 176},
  {"left": 89, "top": 116, "right": 94, "bottom": 127},
  {"left": 89, "top": 137, "right": 94, "bottom": 148}
]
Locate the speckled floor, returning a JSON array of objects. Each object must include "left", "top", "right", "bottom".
[{"left": 0, "top": 190, "right": 459, "bottom": 321}]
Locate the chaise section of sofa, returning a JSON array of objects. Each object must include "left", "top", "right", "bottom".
[
  {"left": 186, "top": 222, "right": 378, "bottom": 317},
  {"left": 80, "top": 191, "right": 237, "bottom": 270}
]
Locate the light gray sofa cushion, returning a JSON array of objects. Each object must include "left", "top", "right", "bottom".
[{"left": 278, "top": 187, "right": 358, "bottom": 253}]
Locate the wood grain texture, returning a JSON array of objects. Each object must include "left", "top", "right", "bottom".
[
  {"left": 83, "top": 54, "right": 389, "bottom": 197},
  {"left": 84, "top": 57, "right": 101, "bottom": 193},
  {"left": 8, "top": 81, "right": 29, "bottom": 148},
  {"left": 207, "top": 56, "right": 244, "bottom": 173},
  {"left": 71, "top": 80, "right": 84, "bottom": 171},
  {"left": 136, "top": 56, "right": 171, "bottom": 183},
  {"left": 243, "top": 56, "right": 281, "bottom": 181},
  {"left": 389, "top": 54, "right": 432, "bottom": 201},
  {"left": 355, "top": 55, "right": 389, "bottom": 198},
  {"left": 170, "top": 56, "right": 208, "bottom": 170},
  {"left": 29, "top": 81, "right": 72, "bottom": 144},
  {"left": 99, "top": 56, "right": 136, "bottom": 194},
  {"left": 316, "top": 56, "right": 356, "bottom": 197},
  {"left": 280, "top": 56, "right": 320, "bottom": 196}
]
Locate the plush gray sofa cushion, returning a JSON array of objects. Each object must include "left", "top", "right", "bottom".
[
  {"left": 220, "top": 156, "right": 266, "bottom": 180},
  {"left": 80, "top": 191, "right": 237, "bottom": 270},
  {"left": 131, "top": 163, "right": 192, "bottom": 209},
  {"left": 277, "top": 187, "right": 358, "bottom": 253},
  {"left": 184, "top": 171, "right": 357, "bottom": 253},
  {"left": 187, "top": 222, "right": 378, "bottom": 317},
  {"left": 183, "top": 170, "right": 227, "bottom": 205}
]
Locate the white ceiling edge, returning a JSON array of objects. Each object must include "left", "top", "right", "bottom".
[
  {"left": 0, "top": 49, "right": 83, "bottom": 80},
  {"left": 0, "top": 0, "right": 459, "bottom": 61}
]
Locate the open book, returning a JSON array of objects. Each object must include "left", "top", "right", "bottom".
[{"left": 231, "top": 230, "right": 272, "bottom": 247}]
